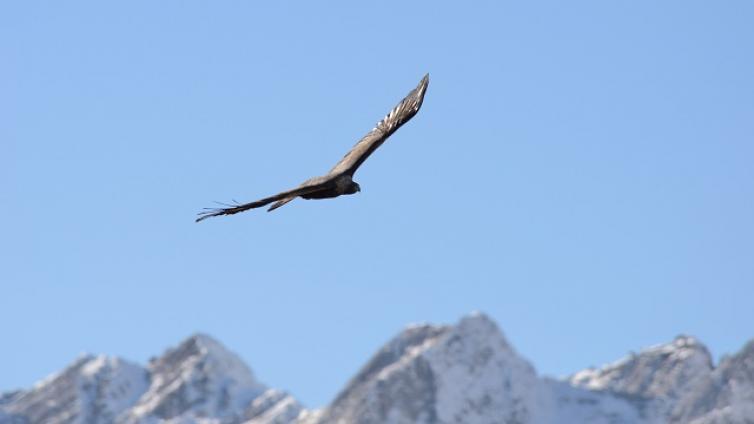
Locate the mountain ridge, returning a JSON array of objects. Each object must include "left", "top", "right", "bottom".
[{"left": 3, "top": 313, "right": 752, "bottom": 424}]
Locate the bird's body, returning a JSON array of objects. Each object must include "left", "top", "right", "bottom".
[
  {"left": 301, "top": 174, "right": 359, "bottom": 200},
  {"left": 196, "top": 74, "right": 429, "bottom": 222}
]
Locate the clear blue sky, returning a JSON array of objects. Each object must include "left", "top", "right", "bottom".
[{"left": 2, "top": 0, "right": 753, "bottom": 408}]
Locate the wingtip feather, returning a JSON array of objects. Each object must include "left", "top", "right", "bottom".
[{"left": 417, "top": 73, "right": 429, "bottom": 97}]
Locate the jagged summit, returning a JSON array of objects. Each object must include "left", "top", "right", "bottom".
[
  {"left": 569, "top": 334, "right": 713, "bottom": 398},
  {"left": 314, "top": 312, "right": 540, "bottom": 424},
  {"left": 669, "top": 337, "right": 754, "bottom": 423},
  {"left": 122, "top": 332, "right": 267, "bottom": 423},
  {"left": 1, "top": 354, "right": 148, "bottom": 424},
  {"left": 0, "top": 335, "right": 297, "bottom": 424},
  {"left": 2, "top": 313, "right": 752, "bottom": 424}
]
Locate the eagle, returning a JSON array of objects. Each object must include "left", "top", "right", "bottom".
[{"left": 196, "top": 73, "right": 429, "bottom": 222}]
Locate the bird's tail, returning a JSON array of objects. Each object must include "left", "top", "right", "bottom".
[{"left": 267, "top": 196, "right": 296, "bottom": 212}]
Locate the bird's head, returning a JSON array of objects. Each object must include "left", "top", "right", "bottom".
[{"left": 346, "top": 181, "right": 361, "bottom": 195}]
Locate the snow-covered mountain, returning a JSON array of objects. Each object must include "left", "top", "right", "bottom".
[
  {"left": 0, "top": 335, "right": 299, "bottom": 424},
  {"left": 2, "top": 313, "right": 752, "bottom": 424}
]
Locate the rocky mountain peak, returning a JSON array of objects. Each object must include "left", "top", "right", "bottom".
[
  {"left": 122, "top": 333, "right": 266, "bottom": 423},
  {"left": 313, "top": 312, "right": 540, "bottom": 424},
  {"left": 669, "top": 338, "right": 754, "bottom": 424},
  {"left": 0, "top": 354, "right": 148, "bottom": 424},
  {"left": 569, "top": 334, "right": 713, "bottom": 402}
]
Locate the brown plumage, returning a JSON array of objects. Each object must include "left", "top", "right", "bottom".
[{"left": 196, "top": 74, "right": 429, "bottom": 222}]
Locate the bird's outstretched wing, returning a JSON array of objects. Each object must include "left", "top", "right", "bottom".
[
  {"left": 328, "top": 74, "right": 429, "bottom": 177},
  {"left": 196, "top": 74, "right": 428, "bottom": 222},
  {"left": 195, "top": 176, "right": 332, "bottom": 222}
]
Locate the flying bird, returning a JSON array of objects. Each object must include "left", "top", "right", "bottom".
[{"left": 196, "top": 73, "right": 429, "bottom": 222}]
